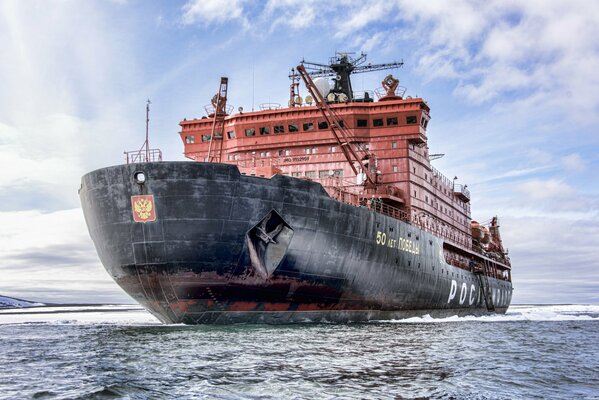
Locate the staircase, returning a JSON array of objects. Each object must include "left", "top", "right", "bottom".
[{"left": 475, "top": 260, "right": 495, "bottom": 312}]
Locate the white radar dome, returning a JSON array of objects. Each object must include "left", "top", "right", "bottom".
[{"left": 313, "top": 77, "right": 331, "bottom": 98}]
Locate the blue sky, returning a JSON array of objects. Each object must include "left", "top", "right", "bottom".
[{"left": 0, "top": 0, "right": 598, "bottom": 304}]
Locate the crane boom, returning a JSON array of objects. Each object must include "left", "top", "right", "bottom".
[{"left": 296, "top": 64, "right": 376, "bottom": 187}]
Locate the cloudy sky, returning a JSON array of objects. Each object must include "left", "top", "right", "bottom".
[{"left": 1, "top": 0, "right": 598, "bottom": 304}]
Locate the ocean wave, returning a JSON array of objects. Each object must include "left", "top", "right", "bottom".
[{"left": 383, "top": 304, "right": 599, "bottom": 323}]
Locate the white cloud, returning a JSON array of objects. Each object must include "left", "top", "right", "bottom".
[
  {"left": 517, "top": 179, "right": 575, "bottom": 201},
  {"left": 561, "top": 153, "right": 586, "bottom": 172},
  {"left": 0, "top": 208, "right": 129, "bottom": 303},
  {"left": 182, "top": 0, "right": 246, "bottom": 26}
]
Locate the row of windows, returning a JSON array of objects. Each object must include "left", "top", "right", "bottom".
[
  {"left": 227, "top": 145, "right": 341, "bottom": 160},
  {"left": 244, "top": 121, "right": 332, "bottom": 137},
  {"left": 184, "top": 115, "right": 422, "bottom": 143},
  {"left": 291, "top": 169, "right": 344, "bottom": 178}
]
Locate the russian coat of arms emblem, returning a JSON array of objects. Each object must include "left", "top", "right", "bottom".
[{"left": 131, "top": 195, "right": 156, "bottom": 223}]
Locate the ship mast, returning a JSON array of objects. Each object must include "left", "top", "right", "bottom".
[
  {"left": 298, "top": 52, "right": 403, "bottom": 101},
  {"left": 145, "top": 99, "right": 150, "bottom": 161}
]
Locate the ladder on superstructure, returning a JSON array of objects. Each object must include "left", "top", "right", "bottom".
[
  {"left": 475, "top": 259, "right": 495, "bottom": 311},
  {"left": 207, "top": 77, "right": 228, "bottom": 163}
]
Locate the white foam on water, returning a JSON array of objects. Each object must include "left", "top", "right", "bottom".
[
  {"left": 2, "top": 304, "right": 598, "bottom": 326},
  {"left": 0, "top": 304, "right": 161, "bottom": 326},
  {"left": 383, "top": 304, "right": 599, "bottom": 324}
]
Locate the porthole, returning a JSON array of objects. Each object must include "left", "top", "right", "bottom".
[{"left": 133, "top": 171, "right": 146, "bottom": 184}]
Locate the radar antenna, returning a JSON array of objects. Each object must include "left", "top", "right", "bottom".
[{"left": 293, "top": 52, "right": 403, "bottom": 102}]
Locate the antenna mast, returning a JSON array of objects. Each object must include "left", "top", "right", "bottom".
[{"left": 145, "top": 99, "right": 151, "bottom": 161}]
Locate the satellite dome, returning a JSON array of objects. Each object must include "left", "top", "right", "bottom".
[{"left": 313, "top": 77, "right": 330, "bottom": 98}]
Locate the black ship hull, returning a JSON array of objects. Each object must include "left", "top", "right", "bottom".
[{"left": 80, "top": 162, "right": 512, "bottom": 324}]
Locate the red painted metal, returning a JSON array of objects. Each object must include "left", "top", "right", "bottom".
[{"left": 177, "top": 73, "right": 511, "bottom": 275}]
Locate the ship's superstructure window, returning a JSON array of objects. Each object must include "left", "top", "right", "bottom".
[
  {"left": 318, "top": 121, "right": 329, "bottom": 130},
  {"left": 288, "top": 123, "right": 299, "bottom": 132},
  {"left": 329, "top": 146, "right": 337, "bottom": 153},
  {"left": 303, "top": 122, "right": 315, "bottom": 131},
  {"left": 245, "top": 128, "right": 255, "bottom": 137},
  {"left": 393, "top": 165, "right": 398, "bottom": 172},
  {"left": 373, "top": 118, "right": 383, "bottom": 127},
  {"left": 319, "top": 170, "right": 330, "bottom": 178},
  {"left": 291, "top": 171, "right": 302, "bottom": 177},
  {"left": 259, "top": 126, "right": 270, "bottom": 135},
  {"left": 392, "top": 142, "right": 398, "bottom": 149},
  {"left": 333, "top": 169, "right": 343, "bottom": 176},
  {"left": 305, "top": 171, "right": 316, "bottom": 178},
  {"left": 226, "top": 131, "right": 235, "bottom": 139},
  {"left": 387, "top": 117, "right": 398, "bottom": 126},
  {"left": 185, "top": 135, "right": 195, "bottom": 144},
  {"left": 278, "top": 149, "right": 290, "bottom": 156},
  {"left": 274, "top": 125, "right": 285, "bottom": 134},
  {"left": 201, "top": 134, "right": 211, "bottom": 142},
  {"left": 407, "top": 116, "right": 418, "bottom": 124},
  {"left": 357, "top": 119, "right": 368, "bottom": 127}
]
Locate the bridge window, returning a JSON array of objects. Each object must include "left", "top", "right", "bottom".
[
  {"left": 373, "top": 118, "right": 383, "bottom": 127},
  {"left": 387, "top": 117, "right": 398, "bottom": 126},
  {"left": 407, "top": 116, "right": 418, "bottom": 124},
  {"left": 274, "top": 125, "right": 284, "bottom": 134},
  {"left": 226, "top": 131, "right": 235, "bottom": 139},
  {"left": 201, "top": 134, "right": 211, "bottom": 142},
  {"left": 245, "top": 128, "right": 255, "bottom": 137},
  {"left": 259, "top": 126, "right": 270, "bottom": 135},
  {"left": 288, "top": 123, "right": 299, "bottom": 133},
  {"left": 357, "top": 119, "right": 368, "bottom": 127},
  {"left": 185, "top": 135, "right": 195, "bottom": 144},
  {"left": 303, "top": 122, "right": 315, "bottom": 131},
  {"left": 318, "top": 121, "right": 329, "bottom": 130}
]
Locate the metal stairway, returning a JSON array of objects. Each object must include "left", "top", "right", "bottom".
[{"left": 475, "top": 259, "right": 495, "bottom": 311}]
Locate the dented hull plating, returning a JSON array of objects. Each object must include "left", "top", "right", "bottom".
[{"left": 80, "top": 162, "right": 512, "bottom": 324}]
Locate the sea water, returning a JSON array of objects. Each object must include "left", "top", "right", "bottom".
[{"left": 0, "top": 305, "right": 598, "bottom": 399}]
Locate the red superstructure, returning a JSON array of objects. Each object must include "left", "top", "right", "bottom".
[{"left": 178, "top": 53, "right": 511, "bottom": 287}]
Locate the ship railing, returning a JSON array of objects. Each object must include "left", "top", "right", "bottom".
[
  {"left": 368, "top": 199, "right": 410, "bottom": 222},
  {"left": 124, "top": 148, "right": 163, "bottom": 164},
  {"left": 430, "top": 165, "right": 453, "bottom": 187},
  {"left": 352, "top": 91, "right": 375, "bottom": 102},
  {"left": 204, "top": 104, "right": 234, "bottom": 116},
  {"left": 452, "top": 184, "right": 471, "bottom": 201},
  {"left": 374, "top": 86, "right": 407, "bottom": 99},
  {"left": 259, "top": 103, "right": 282, "bottom": 111}
]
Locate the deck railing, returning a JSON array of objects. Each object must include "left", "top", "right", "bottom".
[{"left": 124, "top": 148, "right": 163, "bottom": 164}]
